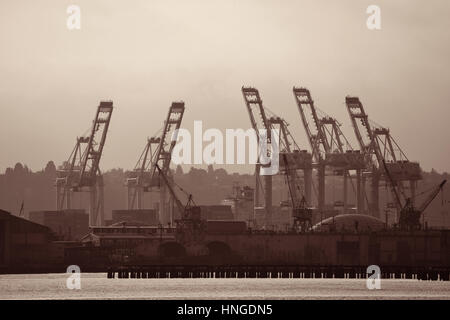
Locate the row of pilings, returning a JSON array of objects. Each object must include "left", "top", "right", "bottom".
[{"left": 106, "top": 265, "right": 450, "bottom": 281}]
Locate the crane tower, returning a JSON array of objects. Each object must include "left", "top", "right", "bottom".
[
  {"left": 242, "top": 87, "right": 313, "bottom": 228},
  {"left": 55, "top": 101, "right": 113, "bottom": 226},
  {"left": 293, "top": 88, "right": 365, "bottom": 215},
  {"left": 346, "top": 96, "right": 422, "bottom": 218},
  {"left": 126, "top": 102, "right": 185, "bottom": 224},
  {"left": 242, "top": 87, "right": 273, "bottom": 226}
]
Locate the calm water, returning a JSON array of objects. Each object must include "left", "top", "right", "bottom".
[{"left": 1, "top": 273, "right": 450, "bottom": 300}]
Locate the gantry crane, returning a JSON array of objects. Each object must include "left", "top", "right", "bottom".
[
  {"left": 242, "top": 87, "right": 313, "bottom": 228},
  {"left": 242, "top": 87, "right": 274, "bottom": 227},
  {"left": 126, "top": 136, "right": 160, "bottom": 210},
  {"left": 126, "top": 102, "right": 185, "bottom": 224},
  {"left": 269, "top": 116, "right": 313, "bottom": 216},
  {"left": 293, "top": 88, "right": 329, "bottom": 162},
  {"left": 280, "top": 150, "right": 313, "bottom": 230},
  {"left": 320, "top": 115, "right": 367, "bottom": 214},
  {"left": 155, "top": 164, "right": 204, "bottom": 242},
  {"left": 55, "top": 101, "right": 113, "bottom": 226},
  {"left": 282, "top": 155, "right": 313, "bottom": 229},
  {"left": 293, "top": 87, "right": 366, "bottom": 215},
  {"left": 346, "top": 97, "right": 422, "bottom": 218},
  {"left": 382, "top": 160, "right": 445, "bottom": 229},
  {"left": 155, "top": 164, "right": 200, "bottom": 223}
]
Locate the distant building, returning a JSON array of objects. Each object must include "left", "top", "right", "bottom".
[
  {"left": 221, "top": 185, "right": 254, "bottom": 221},
  {"left": 199, "top": 205, "right": 234, "bottom": 220},
  {"left": 28, "top": 209, "right": 89, "bottom": 241},
  {"left": 75, "top": 224, "right": 177, "bottom": 265},
  {"left": 172, "top": 205, "right": 234, "bottom": 222}
]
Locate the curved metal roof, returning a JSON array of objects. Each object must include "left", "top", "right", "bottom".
[{"left": 312, "top": 214, "right": 386, "bottom": 232}]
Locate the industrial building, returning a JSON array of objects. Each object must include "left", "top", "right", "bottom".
[
  {"left": 28, "top": 209, "right": 89, "bottom": 240},
  {"left": 199, "top": 205, "right": 234, "bottom": 220},
  {"left": 0, "top": 209, "right": 58, "bottom": 272}
]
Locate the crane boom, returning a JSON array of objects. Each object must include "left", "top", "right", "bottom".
[
  {"left": 155, "top": 164, "right": 200, "bottom": 223},
  {"left": 155, "top": 164, "right": 185, "bottom": 217},
  {"left": 293, "top": 87, "right": 329, "bottom": 162},
  {"left": 382, "top": 160, "right": 403, "bottom": 210},
  {"left": 345, "top": 97, "right": 377, "bottom": 160},
  {"left": 78, "top": 101, "right": 113, "bottom": 187},
  {"left": 418, "top": 180, "right": 447, "bottom": 213},
  {"left": 149, "top": 102, "right": 185, "bottom": 182}
]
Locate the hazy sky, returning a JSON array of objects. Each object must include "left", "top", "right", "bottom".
[{"left": 1, "top": 0, "right": 449, "bottom": 174}]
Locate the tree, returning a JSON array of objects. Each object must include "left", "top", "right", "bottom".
[
  {"left": 188, "top": 167, "right": 207, "bottom": 183},
  {"left": 44, "top": 161, "right": 56, "bottom": 175},
  {"left": 13, "top": 162, "right": 24, "bottom": 174},
  {"left": 175, "top": 165, "right": 184, "bottom": 176},
  {"left": 4, "top": 167, "right": 13, "bottom": 176},
  {"left": 215, "top": 168, "right": 228, "bottom": 178}
]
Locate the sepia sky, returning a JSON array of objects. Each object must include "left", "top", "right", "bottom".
[{"left": 0, "top": 0, "right": 449, "bottom": 174}]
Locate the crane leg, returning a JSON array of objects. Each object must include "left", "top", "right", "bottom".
[
  {"left": 318, "top": 164, "right": 325, "bottom": 213},
  {"left": 160, "top": 183, "right": 167, "bottom": 226},
  {"left": 343, "top": 172, "right": 348, "bottom": 214},
  {"left": 98, "top": 184, "right": 104, "bottom": 226},
  {"left": 264, "top": 174, "right": 272, "bottom": 228},
  {"left": 304, "top": 168, "right": 312, "bottom": 205},
  {"left": 254, "top": 164, "right": 261, "bottom": 207},
  {"left": 56, "top": 184, "right": 63, "bottom": 211},
  {"left": 127, "top": 186, "right": 134, "bottom": 210},
  {"left": 410, "top": 180, "right": 416, "bottom": 206},
  {"left": 371, "top": 172, "right": 380, "bottom": 218},
  {"left": 356, "top": 170, "right": 363, "bottom": 214},
  {"left": 137, "top": 187, "right": 143, "bottom": 210},
  {"left": 89, "top": 186, "right": 97, "bottom": 226}
]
